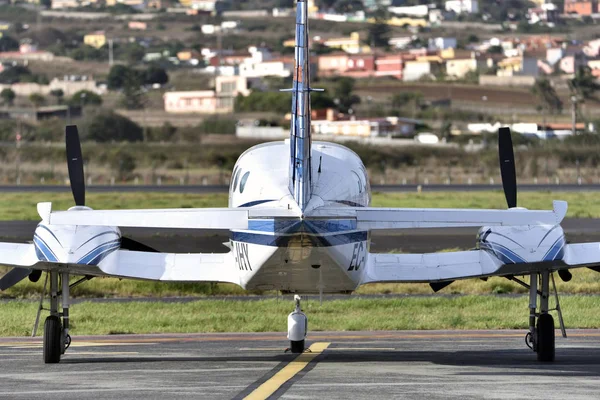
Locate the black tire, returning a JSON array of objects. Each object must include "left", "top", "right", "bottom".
[
  {"left": 537, "top": 313, "right": 555, "bottom": 362},
  {"left": 290, "top": 340, "right": 305, "bottom": 354},
  {"left": 44, "top": 316, "right": 62, "bottom": 364}
]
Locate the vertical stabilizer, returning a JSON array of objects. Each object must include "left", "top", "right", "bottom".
[{"left": 288, "top": 0, "right": 314, "bottom": 212}]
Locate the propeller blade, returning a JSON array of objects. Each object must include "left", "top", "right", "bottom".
[
  {"left": 66, "top": 125, "right": 85, "bottom": 206},
  {"left": 429, "top": 280, "right": 454, "bottom": 293},
  {"left": 498, "top": 127, "right": 517, "bottom": 208},
  {"left": 120, "top": 237, "right": 159, "bottom": 253},
  {"left": 0, "top": 268, "right": 32, "bottom": 291}
]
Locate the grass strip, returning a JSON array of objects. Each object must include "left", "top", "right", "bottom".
[
  {"left": 2, "top": 295, "right": 600, "bottom": 337},
  {"left": 0, "top": 190, "right": 598, "bottom": 221}
]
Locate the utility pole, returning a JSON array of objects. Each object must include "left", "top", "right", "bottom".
[
  {"left": 108, "top": 39, "right": 114, "bottom": 66},
  {"left": 571, "top": 95, "right": 577, "bottom": 135}
]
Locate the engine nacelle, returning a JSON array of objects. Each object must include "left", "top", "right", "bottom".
[
  {"left": 476, "top": 224, "right": 565, "bottom": 264},
  {"left": 33, "top": 206, "right": 121, "bottom": 266}
]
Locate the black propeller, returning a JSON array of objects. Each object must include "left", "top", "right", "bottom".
[
  {"left": 0, "top": 268, "right": 32, "bottom": 291},
  {"left": 66, "top": 125, "right": 86, "bottom": 207},
  {"left": 498, "top": 127, "right": 517, "bottom": 209},
  {"left": 65, "top": 125, "right": 158, "bottom": 253}
]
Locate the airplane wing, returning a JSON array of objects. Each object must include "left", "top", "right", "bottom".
[
  {"left": 361, "top": 242, "right": 600, "bottom": 285},
  {"left": 0, "top": 245, "right": 240, "bottom": 289}
]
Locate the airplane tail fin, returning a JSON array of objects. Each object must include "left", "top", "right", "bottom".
[{"left": 286, "top": 0, "right": 320, "bottom": 212}]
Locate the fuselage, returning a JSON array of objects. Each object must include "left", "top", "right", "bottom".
[{"left": 229, "top": 140, "right": 371, "bottom": 293}]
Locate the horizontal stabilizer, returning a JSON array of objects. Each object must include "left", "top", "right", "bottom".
[
  {"left": 309, "top": 200, "right": 567, "bottom": 230},
  {"left": 46, "top": 205, "right": 301, "bottom": 230}
]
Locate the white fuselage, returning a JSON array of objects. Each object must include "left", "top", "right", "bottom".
[{"left": 229, "top": 140, "right": 370, "bottom": 294}]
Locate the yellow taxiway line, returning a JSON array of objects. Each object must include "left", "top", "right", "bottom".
[{"left": 244, "top": 342, "right": 330, "bottom": 400}]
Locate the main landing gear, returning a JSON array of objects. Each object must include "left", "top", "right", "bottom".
[
  {"left": 287, "top": 295, "right": 308, "bottom": 353},
  {"left": 33, "top": 271, "right": 73, "bottom": 363},
  {"left": 513, "top": 271, "right": 566, "bottom": 362}
]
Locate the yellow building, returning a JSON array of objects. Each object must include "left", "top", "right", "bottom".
[
  {"left": 323, "top": 32, "right": 371, "bottom": 54},
  {"left": 381, "top": 17, "right": 428, "bottom": 28},
  {"left": 84, "top": 31, "right": 106, "bottom": 49},
  {"left": 446, "top": 58, "right": 478, "bottom": 78},
  {"left": 308, "top": 0, "right": 318, "bottom": 13},
  {"left": 440, "top": 48, "right": 455, "bottom": 59}
]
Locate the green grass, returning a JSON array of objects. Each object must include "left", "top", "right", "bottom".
[
  {"left": 3, "top": 296, "right": 600, "bottom": 337},
  {"left": 0, "top": 190, "right": 598, "bottom": 220}
]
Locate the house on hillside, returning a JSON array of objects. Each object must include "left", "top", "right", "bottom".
[
  {"left": 445, "top": 0, "right": 479, "bottom": 14},
  {"left": 403, "top": 59, "right": 442, "bottom": 81},
  {"left": 164, "top": 91, "right": 233, "bottom": 114},
  {"left": 559, "top": 52, "right": 587, "bottom": 74},
  {"left": 564, "top": 0, "right": 599, "bottom": 16},
  {"left": 84, "top": 32, "right": 106, "bottom": 49},
  {"left": 497, "top": 55, "right": 539, "bottom": 77},
  {"left": 446, "top": 57, "right": 478, "bottom": 78},
  {"left": 428, "top": 37, "right": 457, "bottom": 51},
  {"left": 322, "top": 32, "right": 371, "bottom": 55}
]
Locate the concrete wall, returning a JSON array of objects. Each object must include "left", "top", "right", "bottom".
[
  {"left": 236, "top": 126, "right": 286, "bottom": 139},
  {"left": 479, "top": 75, "right": 536, "bottom": 87}
]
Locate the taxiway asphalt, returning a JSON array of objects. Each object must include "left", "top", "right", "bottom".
[{"left": 0, "top": 330, "right": 599, "bottom": 399}]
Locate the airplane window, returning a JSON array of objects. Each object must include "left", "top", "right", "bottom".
[
  {"left": 352, "top": 171, "right": 362, "bottom": 193},
  {"left": 233, "top": 169, "right": 241, "bottom": 192},
  {"left": 240, "top": 171, "right": 250, "bottom": 193},
  {"left": 231, "top": 166, "right": 239, "bottom": 189}
]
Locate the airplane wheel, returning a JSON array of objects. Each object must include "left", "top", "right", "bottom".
[
  {"left": 536, "top": 313, "right": 555, "bottom": 362},
  {"left": 290, "top": 340, "right": 305, "bottom": 354},
  {"left": 43, "top": 316, "right": 62, "bottom": 364}
]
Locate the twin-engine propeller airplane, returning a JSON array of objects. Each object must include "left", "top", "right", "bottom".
[{"left": 2, "top": 0, "right": 600, "bottom": 363}]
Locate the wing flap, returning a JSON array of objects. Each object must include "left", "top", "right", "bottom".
[
  {"left": 564, "top": 243, "right": 600, "bottom": 267},
  {"left": 0, "top": 243, "right": 39, "bottom": 268},
  {"left": 362, "top": 250, "right": 502, "bottom": 284},
  {"left": 98, "top": 250, "right": 240, "bottom": 284}
]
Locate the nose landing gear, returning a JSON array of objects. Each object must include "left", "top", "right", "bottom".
[{"left": 287, "top": 295, "right": 307, "bottom": 353}]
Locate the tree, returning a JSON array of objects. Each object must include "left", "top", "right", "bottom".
[
  {"left": 115, "top": 151, "right": 136, "bottom": 180},
  {"left": 0, "top": 35, "right": 19, "bottom": 52},
  {"left": 390, "top": 91, "right": 423, "bottom": 117},
  {"left": 124, "top": 43, "right": 146, "bottom": 65},
  {"left": 119, "top": 69, "right": 146, "bottom": 110},
  {"left": 70, "top": 90, "right": 103, "bottom": 106},
  {"left": 0, "top": 65, "right": 33, "bottom": 84},
  {"left": 107, "top": 64, "right": 131, "bottom": 90},
  {"left": 531, "top": 78, "right": 562, "bottom": 117},
  {"left": 49, "top": 89, "right": 64, "bottom": 105},
  {"left": 29, "top": 93, "right": 46, "bottom": 108},
  {"left": 144, "top": 65, "right": 169, "bottom": 86},
  {"left": 333, "top": 77, "right": 361, "bottom": 113},
  {"left": 569, "top": 66, "right": 600, "bottom": 101},
  {"left": 0, "top": 88, "right": 15, "bottom": 106},
  {"left": 333, "top": 0, "right": 364, "bottom": 13},
  {"left": 87, "top": 111, "right": 144, "bottom": 142}
]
